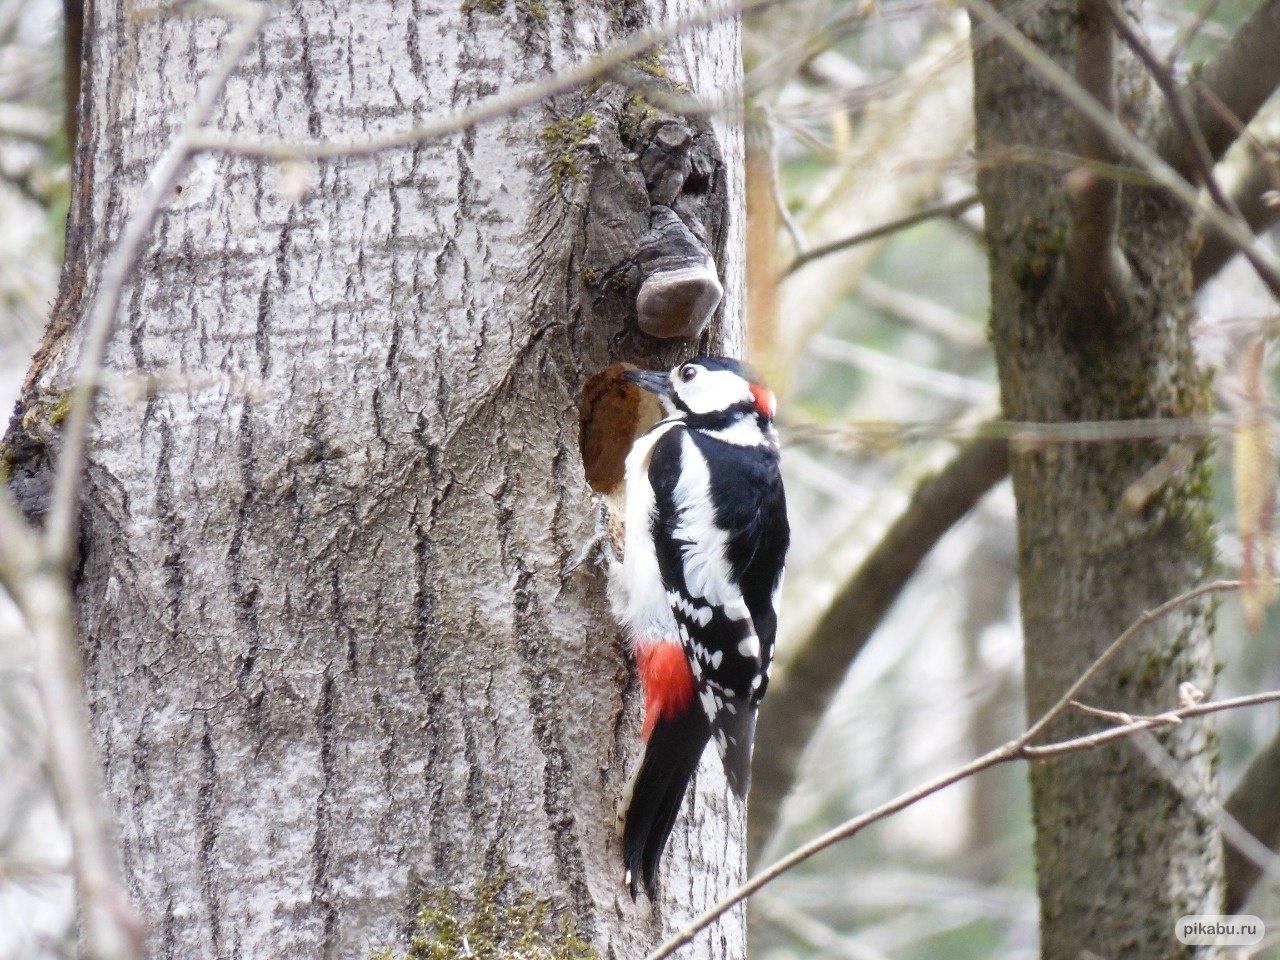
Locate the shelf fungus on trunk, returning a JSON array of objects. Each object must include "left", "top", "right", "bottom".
[
  {"left": 634, "top": 205, "right": 723, "bottom": 340},
  {"left": 547, "top": 79, "right": 729, "bottom": 348},
  {"left": 632, "top": 120, "right": 724, "bottom": 339}
]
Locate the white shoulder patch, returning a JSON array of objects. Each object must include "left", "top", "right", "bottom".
[{"left": 671, "top": 432, "right": 743, "bottom": 613}]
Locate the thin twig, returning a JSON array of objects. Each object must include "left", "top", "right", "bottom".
[
  {"left": 856, "top": 275, "right": 988, "bottom": 348},
  {"left": 1020, "top": 691, "right": 1280, "bottom": 759},
  {"left": 786, "top": 193, "right": 980, "bottom": 275},
  {"left": 765, "top": 110, "right": 808, "bottom": 255},
  {"left": 1193, "top": 139, "right": 1280, "bottom": 286},
  {"left": 650, "top": 579, "right": 1254, "bottom": 960},
  {"left": 43, "top": 1, "right": 271, "bottom": 566},
  {"left": 1101, "top": 0, "right": 1229, "bottom": 210},
  {"left": 1118, "top": 723, "right": 1280, "bottom": 902},
  {"left": 0, "top": 486, "right": 142, "bottom": 960},
  {"left": 1156, "top": 0, "right": 1280, "bottom": 174},
  {"left": 1095, "top": 0, "right": 1280, "bottom": 299},
  {"left": 15, "top": 6, "right": 271, "bottom": 958},
  {"left": 782, "top": 412, "right": 1221, "bottom": 450},
  {"left": 188, "top": 0, "right": 786, "bottom": 160},
  {"left": 1164, "top": 0, "right": 1223, "bottom": 66},
  {"left": 1019, "top": 580, "right": 1238, "bottom": 744},
  {"left": 12, "top": 568, "right": 144, "bottom": 960},
  {"left": 1224, "top": 730, "right": 1280, "bottom": 910}
]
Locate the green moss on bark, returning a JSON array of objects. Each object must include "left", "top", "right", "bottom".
[{"left": 370, "top": 871, "right": 597, "bottom": 960}]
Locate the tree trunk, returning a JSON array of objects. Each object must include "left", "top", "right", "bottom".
[
  {"left": 972, "top": 4, "right": 1223, "bottom": 959},
  {"left": 14, "top": 3, "right": 748, "bottom": 957}
]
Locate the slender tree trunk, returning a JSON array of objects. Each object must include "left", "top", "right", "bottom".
[
  {"left": 13, "top": 2, "right": 748, "bottom": 957},
  {"left": 972, "top": 4, "right": 1223, "bottom": 958}
]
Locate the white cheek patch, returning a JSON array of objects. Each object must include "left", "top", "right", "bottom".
[{"left": 677, "top": 368, "right": 754, "bottom": 415}]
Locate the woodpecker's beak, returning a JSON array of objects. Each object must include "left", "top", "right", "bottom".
[{"left": 625, "top": 368, "right": 672, "bottom": 398}]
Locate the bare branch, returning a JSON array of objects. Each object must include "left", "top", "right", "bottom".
[
  {"left": 1019, "top": 579, "right": 1238, "bottom": 743},
  {"left": 856, "top": 275, "right": 988, "bottom": 348},
  {"left": 963, "top": 0, "right": 1280, "bottom": 297},
  {"left": 748, "top": 436, "right": 1009, "bottom": 856},
  {"left": 784, "top": 412, "right": 1218, "bottom": 449},
  {"left": 11, "top": 6, "right": 271, "bottom": 957},
  {"left": 1023, "top": 691, "right": 1280, "bottom": 759},
  {"left": 761, "top": 109, "right": 807, "bottom": 255},
  {"left": 1118, "top": 720, "right": 1280, "bottom": 915},
  {"left": 653, "top": 580, "right": 1259, "bottom": 960},
  {"left": 1156, "top": 0, "right": 1280, "bottom": 176},
  {"left": 1104, "top": 0, "right": 1219, "bottom": 202},
  {"left": 785, "top": 193, "right": 981, "bottom": 276},
  {"left": 0, "top": 483, "right": 141, "bottom": 960},
  {"left": 11, "top": 567, "right": 145, "bottom": 960},
  {"left": 1193, "top": 142, "right": 1280, "bottom": 286},
  {"left": 1165, "top": 0, "right": 1223, "bottom": 66},
  {"left": 747, "top": 0, "right": 1280, "bottom": 893},
  {"left": 44, "top": 1, "right": 270, "bottom": 566},
  {"left": 1065, "top": 0, "right": 1129, "bottom": 311},
  {"left": 1097, "top": 0, "right": 1280, "bottom": 302}
]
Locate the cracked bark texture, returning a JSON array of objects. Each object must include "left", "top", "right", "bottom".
[
  {"left": 16, "top": 2, "right": 746, "bottom": 958},
  {"left": 972, "top": 2, "right": 1223, "bottom": 959}
]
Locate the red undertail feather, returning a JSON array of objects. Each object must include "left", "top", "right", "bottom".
[{"left": 636, "top": 641, "right": 695, "bottom": 742}]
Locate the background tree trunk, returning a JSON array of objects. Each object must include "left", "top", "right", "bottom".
[
  {"left": 972, "top": 3, "right": 1223, "bottom": 958},
  {"left": 13, "top": 2, "right": 748, "bottom": 957}
]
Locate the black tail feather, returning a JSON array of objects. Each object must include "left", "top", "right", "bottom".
[
  {"left": 716, "top": 700, "right": 756, "bottom": 799},
  {"left": 622, "top": 704, "right": 711, "bottom": 899}
]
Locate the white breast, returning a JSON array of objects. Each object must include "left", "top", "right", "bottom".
[{"left": 610, "top": 421, "right": 681, "bottom": 646}]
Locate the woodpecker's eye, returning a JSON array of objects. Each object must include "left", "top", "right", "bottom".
[{"left": 679, "top": 364, "right": 698, "bottom": 383}]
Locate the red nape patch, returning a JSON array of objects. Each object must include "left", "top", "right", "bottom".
[
  {"left": 636, "top": 642, "right": 696, "bottom": 741},
  {"left": 749, "top": 383, "right": 776, "bottom": 419}
]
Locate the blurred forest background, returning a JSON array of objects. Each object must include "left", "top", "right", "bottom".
[{"left": 1, "top": 0, "right": 1279, "bottom": 957}]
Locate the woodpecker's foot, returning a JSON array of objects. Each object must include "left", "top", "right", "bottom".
[{"left": 563, "top": 499, "right": 620, "bottom": 576}]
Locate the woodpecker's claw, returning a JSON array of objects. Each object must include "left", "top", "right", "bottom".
[{"left": 562, "top": 499, "right": 619, "bottom": 576}]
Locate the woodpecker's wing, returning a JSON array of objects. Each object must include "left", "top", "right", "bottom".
[
  {"left": 648, "top": 427, "right": 787, "bottom": 796},
  {"left": 692, "top": 428, "right": 789, "bottom": 706}
]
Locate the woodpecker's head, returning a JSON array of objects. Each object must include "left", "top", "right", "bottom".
[{"left": 626, "top": 356, "right": 777, "bottom": 423}]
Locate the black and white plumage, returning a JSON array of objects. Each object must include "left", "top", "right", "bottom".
[{"left": 611, "top": 356, "right": 789, "bottom": 899}]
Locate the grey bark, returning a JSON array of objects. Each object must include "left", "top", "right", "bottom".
[
  {"left": 14, "top": 2, "right": 749, "bottom": 958},
  {"left": 972, "top": 2, "right": 1224, "bottom": 958}
]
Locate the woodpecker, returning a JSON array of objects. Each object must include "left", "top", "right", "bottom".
[{"left": 611, "top": 355, "right": 789, "bottom": 899}]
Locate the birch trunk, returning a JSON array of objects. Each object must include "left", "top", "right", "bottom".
[{"left": 14, "top": 2, "right": 747, "bottom": 957}]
